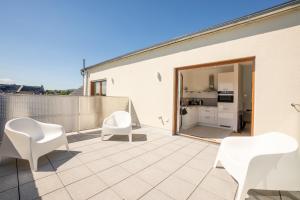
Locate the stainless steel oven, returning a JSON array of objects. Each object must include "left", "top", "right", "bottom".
[{"left": 218, "top": 91, "right": 234, "bottom": 103}]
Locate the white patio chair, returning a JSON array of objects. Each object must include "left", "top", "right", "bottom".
[
  {"left": 102, "top": 111, "right": 132, "bottom": 142},
  {"left": 0, "top": 118, "right": 69, "bottom": 171},
  {"left": 213, "top": 132, "right": 300, "bottom": 200}
]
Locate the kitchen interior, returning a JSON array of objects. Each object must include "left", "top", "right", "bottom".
[{"left": 178, "top": 62, "right": 253, "bottom": 143}]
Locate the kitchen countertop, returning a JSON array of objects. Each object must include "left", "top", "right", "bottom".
[{"left": 183, "top": 105, "right": 217, "bottom": 107}]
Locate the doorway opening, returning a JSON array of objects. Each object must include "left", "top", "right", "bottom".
[{"left": 173, "top": 57, "right": 255, "bottom": 143}]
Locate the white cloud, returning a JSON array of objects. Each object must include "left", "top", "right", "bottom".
[{"left": 0, "top": 78, "right": 15, "bottom": 84}]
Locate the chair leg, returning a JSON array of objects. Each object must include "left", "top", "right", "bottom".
[
  {"left": 128, "top": 133, "right": 132, "bottom": 142},
  {"left": 213, "top": 152, "right": 220, "bottom": 168},
  {"left": 33, "top": 160, "right": 38, "bottom": 172},
  {"left": 65, "top": 143, "right": 69, "bottom": 151},
  {"left": 29, "top": 160, "right": 34, "bottom": 171},
  {"left": 235, "top": 184, "right": 249, "bottom": 200},
  {"left": 64, "top": 136, "right": 69, "bottom": 151},
  {"left": 30, "top": 156, "right": 38, "bottom": 172}
]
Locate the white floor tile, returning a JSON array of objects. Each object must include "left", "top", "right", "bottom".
[
  {"left": 112, "top": 175, "right": 152, "bottom": 200},
  {"left": 156, "top": 176, "right": 195, "bottom": 200},
  {"left": 97, "top": 165, "right": 131, "bottom": 186},
  {"left": 58, "top": 165, "right": 93, "bottom": 185},
  {"left": 66, "top": 175, "right": 107, "bottom": 200}
]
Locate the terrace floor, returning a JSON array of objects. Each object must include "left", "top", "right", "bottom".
[{"left": 0, "top": 126, "right": 299, "bottom": 200}]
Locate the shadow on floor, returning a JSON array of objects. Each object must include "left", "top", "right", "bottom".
[
  {"left": 67, "top": 131, "right": 101, "bottom": 143},
  {"left": 246, "top": 189, "right": 283, "bottom": 200},
  {"left": 6, "top": 149, "right": 81, "bottom": 200},
  {"left": 16, "top": 150, "right": 81, "bottom": 172},
  {"left": 104, "top": 134, "right": 147, "bottom": 142},
  {"left": 67, "top": 127, "right": 147, "bottom": 144}
]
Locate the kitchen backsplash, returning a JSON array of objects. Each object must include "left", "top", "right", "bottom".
[
  {"left": 183, "top": 91, "right": 218, "bottom": 98},
  {"left": 181, "top": 97, "right": 218, "bottom": 106}
]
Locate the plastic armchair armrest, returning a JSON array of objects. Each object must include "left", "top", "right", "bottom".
[
  {"left": 222, "top": 136, "right": 256, "bottom": 147},
  {"left": 243, "top": 153, "right": 285, "bottom": 189},
  {"left": 37, "top": 121, "right": 65, "bottom": 135},
  {"left": 234, "top": 152, "right": 300, "bottom": 200},
  {"left": 3, "top": 127, "right": 32, "bottom": 157},
  {"left": 5, "top": 126, "right": 32, "bottom": 140},
  {"left": 102, "top": 115, "right": 114, "bottom": 127},
  {"left": 222, "top": 136, "right": 254, "bottom": 144},
  {"left": 102, "top": 117, "right": 109, "bottom": 126}
]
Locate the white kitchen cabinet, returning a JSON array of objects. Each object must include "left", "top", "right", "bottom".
[
  {"left": 218, "top": 102, "right": 235, "bottom": 128},
  {"left": 181, "top": 106, "right": 218, "bottom": 129},
  {"left": 218, "top": 112, "right": 234, "bottom": 127},
  {"left": 218, "top": 72, "right": 234, "bottom": 91},
  {"left": 198, "top": 107, "right": 218, "bottom": 125},
  {"left": 218, "top": 103, "right": 234, "bottom": 112},
  {"left": 181, "top": 107, "right": 198, "bottom": 130}
]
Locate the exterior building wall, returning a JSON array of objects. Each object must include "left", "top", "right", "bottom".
[{"left": 86, "top": 8, "right": 300, "bottom": 143}]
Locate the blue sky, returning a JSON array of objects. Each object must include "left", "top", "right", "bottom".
[{"left": 0, "top": 0, "right": 286, "bottom": 89}]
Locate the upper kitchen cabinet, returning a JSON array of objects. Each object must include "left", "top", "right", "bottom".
[{"left": 218, "top": 72, "right": 234, "bottom": 91}]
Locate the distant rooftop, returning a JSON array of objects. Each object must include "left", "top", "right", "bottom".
[
  {"left": 0, "top": 84, "right": 44, "bottom": 95},
  {"left": 70, "top": 86, "right": 83, "bottom": 96}
]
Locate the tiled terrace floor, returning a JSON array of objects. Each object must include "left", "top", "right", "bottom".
[{"left": 0, "top": 126, "right": 299, "bottom": 200}]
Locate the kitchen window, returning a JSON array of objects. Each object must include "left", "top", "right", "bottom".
[{"left": 90, "top": 80, "right": 107, "bottom": 96}]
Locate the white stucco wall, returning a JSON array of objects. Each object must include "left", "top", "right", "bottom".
[{"left": 87, "top": 8, "right": 300, "bottom": 143}]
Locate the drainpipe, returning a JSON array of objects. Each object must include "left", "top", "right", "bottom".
[
  {"left": 84, "top": 71, "right": 89, "bottom": 96},
  {"left": 80, "top": 59, "right": 89, "bottom": 96}
]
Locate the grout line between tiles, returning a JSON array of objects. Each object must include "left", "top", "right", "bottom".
[
  {"left": 279, "top": 191, "right": 282, "bottom": 200},
  {"left": 87, "top": 137, "right": 196, "bottom": 200},
  {"left": 44, "top": 156, "right": 74, "bottom": 200},
  {"left": 32, "top": 133, "right": 181, "bottom": 199},
  {"left": 45, "top": 134, "right": 166, "bottom": 175},
  {"left": 137, "top": 144, "right": 211, "bottom": 200},
  {"left": 185, "top": 168, "right": 214, "bottom": 200},
  {"left": 12, "top": 131, "right": 200, "bottom": 200},
  {"left": 16, "top": 159, "right": 21, "bottom": 200},
  {"left": 82, "top": 136, "right": 185, "bottom": 199},
  {"left": 5, "top": 131, "right": 289, "bottom": 200}
]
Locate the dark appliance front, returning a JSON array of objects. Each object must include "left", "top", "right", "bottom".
[{"left": 218, "top": 91, "right": 234, "bottom": 103}]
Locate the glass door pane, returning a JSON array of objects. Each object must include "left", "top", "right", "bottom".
[
  {"left": 95, "top": 82, "right": 100, "bottom": 95},
  {"left": 101, "top": 81, "right": 106, "bottom": 96}
]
